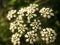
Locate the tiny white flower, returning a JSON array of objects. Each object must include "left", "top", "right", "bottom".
[{"left": 26, "top": 39, "right": 29, "bottom": 42}]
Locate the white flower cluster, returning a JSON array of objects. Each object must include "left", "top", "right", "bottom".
[
  {"left": 40, "top": 28, "right": 57, "bottom": 43},
  {"left": 10, "top": 22, "right": 17, "bottom": 32},
  {"left": 17, "top": 7, "right": 26, "bottom": 16},
  {"left": 9, "top": 20, "right": 28, "bottom": 33},
  {"left": 7, "top": 10, "right": 16, "bottom": 20},
  {"left": 16, "top": 15, "right": 24, "bottom": 23},
  {"left": 17, "top": 4, "right": 39, "bottom": 23},
  {"left": 25, "top": 30, "right": 39, "bottom": 44},
  {"left": 30, "top": 19, "right": 41, "bottom": 31},
  {"left": 7, "top": 4, "right": 39, "bottom": 45},
  {"left": 26, "top": 4, "right": 38, "bottom": 23},
  {"left": 11, "top": 33, "right": 21, "bottom": 45},
  {"left": 9, "top": 14, "right": 28, "bottom": 45},
  {"left": 7, "top": 3, "right": 56, "bottom": 45},
  {"left": 39, "top": 7, "right": 54, "bottom": 18},
  {"left": 17, "top": 24, "right": 28, "bottom": 34}
]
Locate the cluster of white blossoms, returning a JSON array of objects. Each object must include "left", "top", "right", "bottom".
[
  {"left": 7, "top": 10, "right": 16, "bottom": 20},
  {"left": 7, "top": 3, "right": 57, "bottom": 45},
  {"left": 10, "top": 22, "right": 17, "bottom": 32},
  {"left": 16, "top": 15, "right": 24, "bottom": 23},
  {"left": 25, "top": 30, "right": 39, "bottom": 44},
  {"left": 30, "top": 19, "right": 41, "bottom": 31},
  {"left": 40, "top": 28, "right": 57, "bottom": 44},
  {"left": 11, "top": 33, "right": 21, "bottom": 45},
  {"left": 17, "top": 4, "right": 39, "bottom": 23},
  {"left": 26, "top": 4, "right": 38, "bottom": 23},
  {"left": 17, "top": 24, "right": 28, "bottom": 34},
  {"left": 39, "top": 7, "right": 54, "bottom": 18},
  {"left": 17, "top": 7, "right": 27, "bottom": 16}
]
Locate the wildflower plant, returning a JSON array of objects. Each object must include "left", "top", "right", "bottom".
[{"left": 7, "top": 3, "right": 57, "bottom": 45}]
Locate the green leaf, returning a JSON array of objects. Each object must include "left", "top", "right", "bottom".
[{"left": 8, "top": 0, "right": 16, "bottom": 5}]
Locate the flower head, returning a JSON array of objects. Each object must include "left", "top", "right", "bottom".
[
  {"left": 10, "top": 22, "right": 17, "bottom": 32},
  {"left": 11, "top": 33, "right": 21, "bottom": 45},
  {"left": 39, "top": 7, "right": 54, "bottom": 18},
  {"left": 7, "top": 10, "right": 16, "bottom": 20},
  {"left": 26, "top": 4, "right": 38, "bottom": 23},
  {"left": 30, "top": 19, "right": 41, "bottom": 31},
  {"left": 25, "top": 30, "right": 39, "bottom": 44},
  {"left": 18, "top": 24, "right": 28, "bottom": 35},
  {"left": 40, "top": 28, "right": 57, "bottom": 43},
  {"left": 17, "top": 7, "right": 27, "bottom": 16}
]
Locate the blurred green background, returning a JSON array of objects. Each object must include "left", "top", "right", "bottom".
[{"left": 0, "top": 0, "right": 60, "bottom": 45}]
